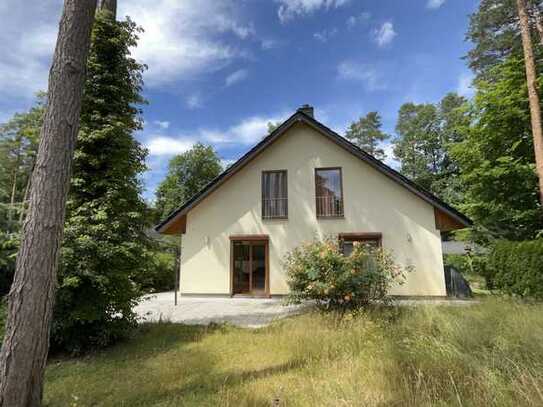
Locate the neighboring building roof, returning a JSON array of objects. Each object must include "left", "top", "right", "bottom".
[{"left": 156, "top": 107, "right": 472, "bottom": 234}]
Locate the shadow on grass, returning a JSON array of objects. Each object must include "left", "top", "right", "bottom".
[{"left": 45, "top": 321, "right": 304, "bottom": 406}]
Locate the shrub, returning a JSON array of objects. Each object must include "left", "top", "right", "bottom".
[
  {"left": 485, "top": 239, "right": 543, "bottom": 298},
  {"left": 285, "top": 237, "right": 410, "bottom": 311},
  {"left": 443, "top": 254, "right": 471, "bottom": 273},
  {"left": 135, "top": 246, "right": 176, "bottom": 293}
]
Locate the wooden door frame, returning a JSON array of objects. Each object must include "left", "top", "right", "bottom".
[{"left": 229, "top": 235, "right": 270, "bottom": 297}]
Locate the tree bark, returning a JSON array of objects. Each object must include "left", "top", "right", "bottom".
[
  {"left": 0, "top": 1, "right": 96, "bottom": 406},
  {"left": 18, "top": 162, "right": 35, "bottom": 225},
  {"left": 98, "top": 0, "right": 117, "bottom": 19},
  {"left": 517, "top": 0, "right": 543, "bottom": 204}
]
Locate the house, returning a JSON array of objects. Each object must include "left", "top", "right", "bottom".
[{"left": 156, "top": 105, "right": 471, "bottom": 297}]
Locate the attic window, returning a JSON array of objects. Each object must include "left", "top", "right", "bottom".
[
  {"left": 315, "top": 167, "right": 344, "bottom": 217},
  {"left": 262, "top": 170, "right": 288, "bottom": 219}
]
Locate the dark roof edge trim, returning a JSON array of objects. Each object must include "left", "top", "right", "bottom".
[{"left": 155, "top": 111, "right": 471, "bottom": 233}]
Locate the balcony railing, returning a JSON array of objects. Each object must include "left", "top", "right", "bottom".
[
  {"left": 316, "top": 195, "right": 344, "bottom": 217},
  {"left": 262, "top": 198, "right": 288, "bottom": 219}
]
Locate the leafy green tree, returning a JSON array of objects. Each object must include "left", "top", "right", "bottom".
[
  {"left": 393, "top": 103, "right": 442, "bottom": 191},
  {"left": 0, "top": 97, "right": 44, "bottom": 230},
  {"left": 345, "top": 112, "right": 389, "bottom": 160},
  {"left": 393, "top": 95, "right": 468, "bottom": 202},
  {"left": 53, "top": 10, "right": 149, "bottom": 353},
  {"left": 267, "top": 121, "right": 281, "bottom": 134},
  {"left": 0, "top": 98, "right": 44, "bottom": 295},
  {"left": 433, "top": 93, "right": 471, "bottom": 205},
  {"left": 451, "top": 55, "right": 543, "bottom": 240},
  {"left": 155, "top": 143, "right": 222, "bottom": 220}
]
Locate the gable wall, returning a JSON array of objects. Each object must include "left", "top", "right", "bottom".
[{"left": 180, "top": 122, "right": 446, "bottom": 296}]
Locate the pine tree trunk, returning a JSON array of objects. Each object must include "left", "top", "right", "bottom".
[
  {"left": 517, "top": 0, "right": 543, "bottom": 204},
  {"left": 0, "top": 1, "right": 96, "bottom": 406}
]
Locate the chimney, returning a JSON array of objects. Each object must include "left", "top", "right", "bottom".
[{"left": 297, "top": 104, "right": 314, "bottom": 118}]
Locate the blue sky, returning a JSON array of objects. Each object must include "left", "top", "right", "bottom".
[{"left": 0, "top": 0, "right": 477, "bottom": 202}]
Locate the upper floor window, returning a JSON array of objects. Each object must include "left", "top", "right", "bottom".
[
  {"left": 315, "top": 167, "right": 344, "bottom": 217},
  {"left": 262, "top": 170, "right": 288, "bottom": 219}
]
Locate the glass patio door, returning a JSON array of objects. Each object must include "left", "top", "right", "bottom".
[{"left": 232, "top": 240, "right": 267, "bottom": 296}]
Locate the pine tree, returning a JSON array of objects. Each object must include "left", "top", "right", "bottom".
[
  {"left": 345, "top": 112, "right": 389, "bottom": 160},
  {"left": 52, "top": 10, "right": 149, "bottom": 352},
  {"left": 0, "top": 0, "right": 96, "bottom": 404},
  {"left": 516, "top": 0, "right": 543, "bottom": 204}
]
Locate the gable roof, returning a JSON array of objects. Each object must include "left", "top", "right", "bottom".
[{"left": 156, "top": 109, "right": 472, "bottom": 234}]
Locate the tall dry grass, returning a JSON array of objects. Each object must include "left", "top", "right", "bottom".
[{"left": 44, "top": 298, "right": 543, "bottom": 406}]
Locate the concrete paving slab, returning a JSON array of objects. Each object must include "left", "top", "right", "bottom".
[
  {"left": 134, "top": 292, "right": 304, "bottom": 328},
  {"left": 134, "top": 292, "right": 478, "bottom": 328}
]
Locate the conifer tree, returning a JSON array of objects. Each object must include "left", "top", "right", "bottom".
[{"left": 345, "top": 112, "right": 389, "bottom": 160}]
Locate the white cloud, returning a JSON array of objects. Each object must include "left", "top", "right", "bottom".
[
  {"left": 145, "top": 112, "right": 288, "bottom": 157},
  {"left": 118, "top": 0, "right": 254, "bottom": 86},
  {"left": 261, "top": 39, "right": 280, "bottom": 50},
  {"left": 337, "top": 61, "right": 386, "bottom": 91},
  {"left": 0, "top": 0, "right": 60, "bottom": 100},
  {"left": 381, "top": 142, "right": 399, "bottom": 168},
  {"left": 277, "top": 0, "right": 351, "bottom": 23},
  {"left": 146, "top": 136, "right": 195, "bottom": 156},
  {"left": 457, "top": 72, "right": 474, "bottom": 98},
  {"left": 0, "top": 0, "right": 255, "bottom": 101},
  {"left": 346, "top": 12, "right": 371, "bottom": 28},
  {"left": 203, "top": 114, "right": 285, "bottom": 144},
  {"left": 221, "top": 158, "right": 237, "bottom": 169},
  {"left": 373, "top": 21, "right": 397, "bottom": 47},
  {"left": 186, "top": 94, "right": 203, "bottom": 110},
  {"left": 427, "top": 0, "right": 446, "bottom": 9},
  {"left": 225, "top": 69, "right": 249, "bottom": 87},
  {"left": 154, "top": 120, "right": 170, "bottom": 129},
  {"left": 313, "top": 28, "right": 338, "bottom": 42}
]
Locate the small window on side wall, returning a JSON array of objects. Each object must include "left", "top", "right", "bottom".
[
  {"left": 262, "top": 170, "right": 288, "bottom": 219},
  {"left": 339, "top": 233, "right": 382, "bottom": 256},
  {"left": 315, "top": 167, "right": 344, "bottom": 217}
]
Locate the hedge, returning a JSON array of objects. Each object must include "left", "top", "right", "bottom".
[{"left": 487, "top": 239, "right": 543, "bottom": 299}]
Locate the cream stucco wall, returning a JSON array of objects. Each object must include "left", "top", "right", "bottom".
[{"left": 179, "top": 122, "right": 446, "bottom": 296}]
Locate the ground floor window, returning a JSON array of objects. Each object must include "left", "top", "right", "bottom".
[{"left": 339, "top": 233, "right": 382, "bottom": 256}]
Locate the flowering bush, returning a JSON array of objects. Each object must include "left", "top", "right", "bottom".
[{"left": 285, "top": 237, "right": 411, "bottom": 310}]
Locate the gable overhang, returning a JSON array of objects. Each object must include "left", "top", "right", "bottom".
[{"left": 155, "top": 111, "right": 472, "bottom": 235}]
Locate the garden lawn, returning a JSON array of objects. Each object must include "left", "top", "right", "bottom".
[{"left": 42, "top": 298, "right": 543, "bottom": 406}]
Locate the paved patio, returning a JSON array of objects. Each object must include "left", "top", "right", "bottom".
[
  {"left": 134, "top": 292, "right": 477, "bottom": 328},
  {"left": 134, "top": 292, "right": 305, "bottom": 328}
]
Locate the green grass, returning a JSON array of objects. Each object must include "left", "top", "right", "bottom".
[{"left": 43, "top": 298, "right": 543, "bottom": 407}]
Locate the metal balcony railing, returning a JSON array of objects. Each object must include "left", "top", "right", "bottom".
[
  {"left": 316, "top": 195, "right": 344, "bottom": 217},
  {"left": 262, "top": 198, "right": 288, "bottom": 219}
]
